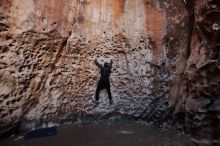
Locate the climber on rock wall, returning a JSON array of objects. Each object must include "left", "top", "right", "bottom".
[{"left": 94, "top": 59, "right": 113, "bottom": 105}]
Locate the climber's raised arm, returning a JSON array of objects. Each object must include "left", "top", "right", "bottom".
[
  {"left": 109, "top": 59, "right": 113, "bottom": 69},
  {"left": 94, "top": 59, "right": 102, "bottom": 68}
]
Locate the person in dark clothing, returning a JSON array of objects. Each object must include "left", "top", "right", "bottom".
[{"left": 94, "top": 59, "right": 113, "bottom": 105}]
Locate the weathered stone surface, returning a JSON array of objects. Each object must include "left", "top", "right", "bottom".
[
  {"left": 0, "top": 0, "right": 219, "bottom": 145},
  {"left": 168, "top": 0, "right": 220, "bottom": 145},
  {"left": 0, "top": 0, "right": 169, "bottom": 134}
]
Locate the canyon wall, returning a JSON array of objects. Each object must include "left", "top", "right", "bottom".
[
  {"left": 0, "top": 0, "right": 219, "bottom": 145},
  {"left": 170, "top": 0, "right": 220, "bottom": 145}
]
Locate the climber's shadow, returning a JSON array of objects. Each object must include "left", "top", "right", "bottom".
[{"left": 24, "top": 127, "right": 57, "bottom": 140}]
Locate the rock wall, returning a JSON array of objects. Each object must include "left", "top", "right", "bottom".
[
  {"left": 0, "top": 0, "right": 169, "bottom": 133},
  {"left": 0, "top": 0, "right": 219, "bottom": 145},
  {"left": 169, "top": 0, "right": 220, "bottom": 145}
]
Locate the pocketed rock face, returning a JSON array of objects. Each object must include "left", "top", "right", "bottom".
[
  {"left": 0, "top": 0, "right": 219, "bottom": 145},
  {"left": 0, "top": 30, "right": 67, "bottom": 133},
  {"left": 0, "top": 0, "right": 169, "bottom": 134}
]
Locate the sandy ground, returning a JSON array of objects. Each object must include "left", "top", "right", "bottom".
[{"left": 0, "top": 121, "right": 196, "bottom": 146}]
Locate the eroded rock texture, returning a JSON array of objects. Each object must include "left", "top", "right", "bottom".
[
  {"left": 0, "top": 0, "right": 169, "bottom": 134},
  {"left": 168, "top": 0, "right": 220, "bottom": 145},
  {"left": 0, "top": 0, "right": 219, "bottom": 145}
]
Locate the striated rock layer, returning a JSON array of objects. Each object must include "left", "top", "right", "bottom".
[{"left": 0, "top": 0, "right": 219, "bottom": 145}]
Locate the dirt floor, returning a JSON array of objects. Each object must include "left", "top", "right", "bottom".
[{"left": 0, "top": 121, "right": 196, "bottom": 146}]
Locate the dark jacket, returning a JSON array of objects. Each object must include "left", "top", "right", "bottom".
[{"left": 95, "top": 60, "right": 113, "bottom": 81}]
